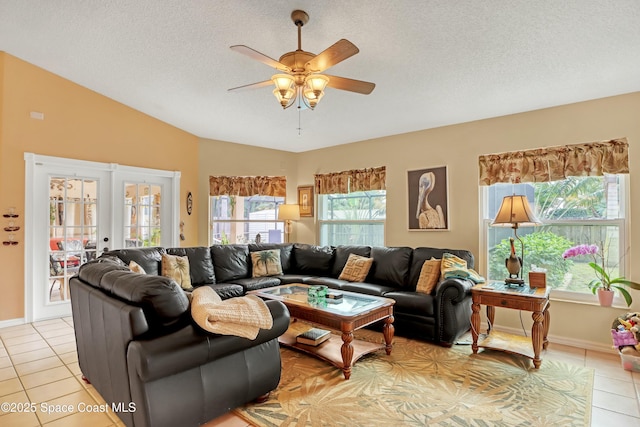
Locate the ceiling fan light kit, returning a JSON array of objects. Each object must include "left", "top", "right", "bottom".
[{"left": 229, "top": 9, "right": 375, "bottom": 111}]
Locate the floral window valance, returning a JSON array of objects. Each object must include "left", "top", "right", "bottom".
[
  {"left": 478, "top": 138, "right": 629, "bottom": 186},
  {"left": 315, "top": 166, "right": 386, "bottom": 195},
  {"left": 209, "top": 175, "right": 286, "bottom": 197}
]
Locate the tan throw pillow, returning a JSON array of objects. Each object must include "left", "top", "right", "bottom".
[
  {"left": 129, "top": 260, "right": 146, "bottom": 274},
  {"left": 416, "top": 258, "right": 441, "bottom": 294},
  {"left": 251, "top": 249, "right": 283, "bottom": 278},
  {"left": 339, "top": 253, "right": 374, "bottom": 282},
  {"left": 162, "top": 253, "right": 192, "bottom": 290}
]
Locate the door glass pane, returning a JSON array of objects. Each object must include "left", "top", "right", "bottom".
[
  {"left": 48, "top": 177, "right": 97, "bottom": 302},
  {"left": 125, "top": 183, "right": 162, "bottom": 247}
]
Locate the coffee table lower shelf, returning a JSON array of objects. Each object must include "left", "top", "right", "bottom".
[{"left": 279, "top": 328, "right": 386, "bottom": 371}]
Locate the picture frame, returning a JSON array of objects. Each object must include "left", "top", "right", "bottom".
[
  {"left": 407, "top": 166, "right": 449, "bottom": 231},
  {"left": 297, "top": 185, "right": 314, "bottom": 217}
]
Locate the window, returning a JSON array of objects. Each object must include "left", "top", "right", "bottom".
[
  {"left": 318, "top": 190, "right": 386, "bottom": 246},
  {"left": 210, "top": 195, "right": 285, "bottom": 244},
  {"left": 125, "top": 183, "right": 162, "bottom": 247},
  {"left": 482, "top": 175, "right": 628, "bottom": 302}
]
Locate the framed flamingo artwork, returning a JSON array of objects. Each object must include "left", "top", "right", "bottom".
[{"left": 407, "top": 166, "right": 449, "bottom": 231}]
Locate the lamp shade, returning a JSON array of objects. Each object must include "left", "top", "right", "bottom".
[
  {"left": 492, "top": 195, "right": 541, "bottom": 227},
  {"left": 278, "top": 204, "right": 300, "bottom": 221}
]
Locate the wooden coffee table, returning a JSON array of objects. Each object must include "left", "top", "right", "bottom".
[
  {"left": 471, "top": 282, "right": 550, "bottom": 368},
  {"left": 249, "top": 284, "right": 395, "bottom": 379}
]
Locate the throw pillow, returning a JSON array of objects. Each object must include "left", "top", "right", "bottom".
[
  {"left": 339, "top": 253, "right": 374, "bottom": 282},
  {"left": 129, "top": 260, "right": 146, "bottom": 274},
  {"left": 440, "top": 252, "right": 468, "bottom": 274},
  {"left": 251, "top": 249, "right": 283, "bottom": 278},
  {"left": 161, "top": 253, "right": 193, "bottom": 290},
  {"left": 416, "top": 258, "right": 441, "bottom": 294}
]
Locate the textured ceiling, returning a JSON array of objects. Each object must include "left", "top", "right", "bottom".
[{"left": 1, "top": 1, "right": 639, "bottom": 152}]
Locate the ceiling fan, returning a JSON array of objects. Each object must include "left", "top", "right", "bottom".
[{"left": 228, "top": 9, "right": 375, "bottom": 110}]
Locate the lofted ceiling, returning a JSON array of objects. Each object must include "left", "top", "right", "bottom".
[{"left": 1, "top": 1, "right": 639, "bottom": 153}]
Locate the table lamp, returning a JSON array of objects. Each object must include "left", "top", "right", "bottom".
[
  {"left": 278, "top": 204, "right": 300, "bottom": 243},
  {"left": 491, "top": 195, "right": 541, "bottom": 285}
]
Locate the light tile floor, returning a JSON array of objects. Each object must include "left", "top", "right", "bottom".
[{"left": 1, "top": 318, "right": 639, "bottom": 427}]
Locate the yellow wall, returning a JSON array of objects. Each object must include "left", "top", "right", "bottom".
[
  {"left": 0, "top": 52, "right": 199, "bottom": 321},
  {"left": 295, "top": 92, "right": 640, "bottom": 349}
]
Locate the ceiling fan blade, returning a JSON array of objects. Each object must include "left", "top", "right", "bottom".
[
  {"left": 324, "top": 75, "right": 375, "bottom": 95},
  {"left": 228, "top": 80, "right": 273, "bottom": 92},
  {"left": 230, "top": 45, "right": 291, "bottom": 73},
  {"left": 305, "top": 39, "right": 359, "bottom": 73}
]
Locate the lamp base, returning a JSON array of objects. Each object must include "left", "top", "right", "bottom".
[{"left": 505, "top": 277, "right": 525, "bottom": 286}]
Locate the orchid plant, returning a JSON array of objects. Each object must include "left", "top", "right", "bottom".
[{"left": 562, "top": 243, "right": 640, "bottom": 306}]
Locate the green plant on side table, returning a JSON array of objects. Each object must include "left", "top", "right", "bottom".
[{"left": 562, "top": 243, "right": 640, "bottom": 306}]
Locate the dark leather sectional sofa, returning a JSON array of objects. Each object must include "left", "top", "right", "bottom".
[{"left": 70, "top": 242, "right": 475, "bottom": 427}]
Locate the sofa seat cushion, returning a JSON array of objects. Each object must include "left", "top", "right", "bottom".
[
  {"left": 342, "top": 282, "right": 397, "bottom": 297},
  {"left": 210, "top": 245, "right": 250, "bottom": 282},
  {"left": 102, "top": 247, "right": 165, "bottom": 275},
  {"left": 276, "top": 274, "right": 317, "bottom": 285},
  {"left": 304, "top": 277, "right": 350, "bottom": 289},
  {"left": 167, "top": 246, "right": 215, "bottom": 285},
  {"left": 383, "top": 291, "right": 435, "bottom": 317},
  {"left": 205, "top": 283, "right": 244, "bottom": 300},
  {"left": 230, "top": 277, "right": 281, "bottom": 292}
]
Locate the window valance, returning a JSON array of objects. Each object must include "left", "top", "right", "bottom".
[
  {"left": 209, "top": 175, "right": 287, "bottom": 197},
  {"left": 478, "top": 138, "right": 629, "bottom": 186},
  {"left": 314, "top": 166, "right": 386, "bottom": 195}
]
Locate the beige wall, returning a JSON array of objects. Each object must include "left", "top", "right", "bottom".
[
  {"left": 295, "top": 92, "right": 640, "bottom": 349},
  {"left": 0, "top": 52, "right": 199, "bottom": 321}
]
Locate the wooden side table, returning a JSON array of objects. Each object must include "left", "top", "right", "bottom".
[{"left": 471, "top": 282, "right": 550, "bottom": 368}]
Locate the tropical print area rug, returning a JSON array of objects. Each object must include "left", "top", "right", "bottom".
[{"left": 235, "top": 329, "right": 593, "bottom": 426}]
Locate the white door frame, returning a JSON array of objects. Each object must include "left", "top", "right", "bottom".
[{"left": 24, "top": 153, "right": 180, "bottom": 322}]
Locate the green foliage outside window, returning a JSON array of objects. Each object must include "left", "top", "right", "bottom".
[{"left": 489, "top": 231, "right": 573, "bottom": 285}]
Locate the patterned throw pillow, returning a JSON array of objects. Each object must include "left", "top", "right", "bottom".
[
  {"left": 251, "top": 249, "right": 283, "bottom": 278},
  {"left": 161, "top": 254, "right": 193, "bottom": 290},
  {"left": 416, "top": 258, "right": 441, "bottom": 294},
  {"left": 129, "top": 260, "right": 146, "bottom": 274},
  {"left": 339, "top": 253, "right": 374, "bottom": 282}
]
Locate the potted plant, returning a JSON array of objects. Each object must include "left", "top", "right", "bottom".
[{"left": 562, "top": 243, "right": 640, "bottom": 307}]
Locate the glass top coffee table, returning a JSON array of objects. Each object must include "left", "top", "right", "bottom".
[{"left": 249, "top": 284, "right": 395, "bottom": 380}]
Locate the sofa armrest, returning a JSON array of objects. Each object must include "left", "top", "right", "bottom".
[
  {"left": 128, "top": 300, "right": 290, "bottom": 382},
  {"left": 434, "top": 278, "right": 473, "bottom": 346}
]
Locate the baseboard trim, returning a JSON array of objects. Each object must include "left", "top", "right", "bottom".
[
  {"left": 0, "top": 318, "right": 26, "bottom": 329},
  {"left": 490, "top": 324, "right": 616, "bottom": 354}
]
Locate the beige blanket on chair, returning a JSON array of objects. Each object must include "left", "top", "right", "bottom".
[{"left": 190, "top": 286, "right": 273, "bottom": 340}]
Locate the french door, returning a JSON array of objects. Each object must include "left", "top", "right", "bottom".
[{"left": 25, "top": 154, "right": 180, "bottom": 321}]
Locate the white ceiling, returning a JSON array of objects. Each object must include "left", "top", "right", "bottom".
[{"left": 1, "top": 1, "right": 639, "bottom": 153}]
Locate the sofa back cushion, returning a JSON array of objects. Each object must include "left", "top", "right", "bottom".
[
  {"left": 368, "top": 246, "right": 413, "bottom": 288},
  {"left": 408, "top": 247, "right": 474, "bottom": 290},
  {"left": 248, "top": 243, "right": 294, "bottom": 273},
  {"left": 102, "top": 247, "right": 165, "bottom": 275},
  {"left": 332, "top": 246, "right": 371, "bottom": 278},
  {"left": 78, "top": 259, "right": 189, "bottom": 330},
  {"left": 166, "top": 246, "right": 215, "bottom": 286},
  {"left": 210, "top": 244, "right": 250, "bottom": 282},
  {"left": 292, "top": 244, "right": 334, "bottom": 276}
]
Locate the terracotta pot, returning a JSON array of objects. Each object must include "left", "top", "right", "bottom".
[{"left": 597, "top": 288, "right": 615, "bottom": 307}]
